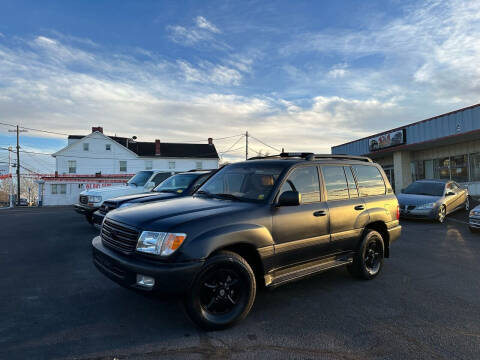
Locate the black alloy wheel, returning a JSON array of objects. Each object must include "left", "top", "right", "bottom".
[
  {"left": 185, "top": 251, "right": 256, "bottom": 330},
  {"left": 348, "top": 230, "right": 385, "bottom": 280}
]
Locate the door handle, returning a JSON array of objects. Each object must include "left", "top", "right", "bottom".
[
  {"left": 313, "top": 210, "right": 327, "bottom": 217},
  {"left": 354, "top": 205, "right": 365, "bottom": 211}
]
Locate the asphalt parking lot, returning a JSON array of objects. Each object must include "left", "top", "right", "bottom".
[{"left": 1, "top": 207, "right": 479, "bottom": 360}]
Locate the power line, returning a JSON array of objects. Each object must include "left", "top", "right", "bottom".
[
  {"left": 219, "top": 134, "right": 244, "bottom": 154},
  {"left": 248, "top": 135, "right": 282, "bottom": 153}
]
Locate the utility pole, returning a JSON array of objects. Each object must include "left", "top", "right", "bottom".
[
  {"left": 245, "top": 131, "right": 249, "bottom": 160},
  {"left": 8, "top": 125, "right": 27, "bottom": 206},
  {"left": 8, "top": 146, "right": 13, "bottom": 208}
]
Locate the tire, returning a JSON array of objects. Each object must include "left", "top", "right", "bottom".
[
  {"left": 348, "top": 230, "right": 385, "bottom": 280},
  {"left": 437, "top": 205, "right": 446, "bottom": 223},
  {"left": 184, "top": 251, "right": 256, "bottom": 331},
  {"left": 465, "top": 196, "right": 470, "bottom": 211}
]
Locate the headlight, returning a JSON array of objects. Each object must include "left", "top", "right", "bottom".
[
  {"left": 417, "top": 202, "right": 436, "bottom": 209},
  {"left": 119, "top": 202, "right": 137, "bottom": 208},
  {"left": 136, "top": 231, "right": 187, "bottom": 256},
  {"left": 88, "top": 195, "right": 102, "bottom": 203}
]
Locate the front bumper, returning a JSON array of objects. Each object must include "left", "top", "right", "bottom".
[
  {"left": 74, "top": 203, "right": 99, "bottom": 216},
  {"left": 400, "top": 207, "right": 436, "bottom": 219},
  {"left": 469, "top": 216, "right": 480, "bottom": 229},
  {"left": 92, "top": 236, "right": 204, "bottom": 294}
]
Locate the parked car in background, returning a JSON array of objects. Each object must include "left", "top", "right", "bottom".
[
  {"left": 92, "top": 153, "right": 401, "bottom": 330},
  {"left": 74, "top": 170, "right": 173, "bottom": 224},
  {"left": 469, "top": 205, "right": 480, "bottom": 232},
  {"left": 397, "top": 179, "right": 469, "bottom": 223},
  {"left": 91, "top": 170, "right": 214, "bottom": 228}
]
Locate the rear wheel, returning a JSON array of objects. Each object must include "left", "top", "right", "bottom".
[
  {"left": 437, "top": 205, "right": 446, "bottom": 223},
  {"left": 348, "top": 230, "right": 384, "bottom": 280},
  {"left": 184, "top": 251, "right": 256, "bottom": 330}
]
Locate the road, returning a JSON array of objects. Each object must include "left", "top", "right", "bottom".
[{"left": 0, "top": 206, "right": 479, "bottom": 359}]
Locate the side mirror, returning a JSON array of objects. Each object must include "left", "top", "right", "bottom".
[
  {"left": 278, "top": 191, "right": 301, "bottom": 206},
  {"left": 446, "top": 191, "right": 455, "bottom": 196},
  {"left": 145, "top": 181, "right": 155, "bottom": 190}
]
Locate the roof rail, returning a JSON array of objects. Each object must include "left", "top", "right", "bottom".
[
  {"left": 305, "top": 154, "right": 373, "bottom": 163},
  {"left": 247, "top": 152, "right": 372, "bottom": 163}
]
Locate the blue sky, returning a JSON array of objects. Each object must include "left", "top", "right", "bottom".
[{"left": 0, "top": 0, "right": 479, "bottom": 171}]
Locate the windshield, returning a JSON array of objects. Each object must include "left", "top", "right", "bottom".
[
  {"left": 197, "top": 163, "right": 285, "bottom": 202},
  {"left": 127, "top": 171, "right": 153, "bottom": 186},
  {"left": 403, "top": 181, "right": 445, "bottom": 197},
  {"left": 154, "top": 173, "right": 202, "bottom": 193}
]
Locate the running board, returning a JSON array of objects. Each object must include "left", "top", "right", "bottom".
[{"left": 265, "top": 256, "right": 353, "bottom": 288}]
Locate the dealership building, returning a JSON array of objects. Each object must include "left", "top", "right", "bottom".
[{"left": 332, "top": 103, "right": 480, "bottom": 195}]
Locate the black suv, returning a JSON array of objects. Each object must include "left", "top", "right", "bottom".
[
  {"left": 92, "top": 153, "right": 401, "bottom": 330},
  {"left": 92, "top": 170, "right": 214, "bottom": 228}
]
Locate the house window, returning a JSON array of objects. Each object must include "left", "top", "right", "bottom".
[
  {"left": 196, "top": 161, "right": 203, "bottom": 170},
  {"left": 168, "top": 161, "right": 176, "bottom": 169},
  {"left": 106, "top": 144, "right": 111, "bottom": 151},
  {"left": 68, "top": 160, "right": 76, "bottom": 174},
  {"left": 83, "top": 143, "right": 89, "bottom": 151},
  {"left": 119, "top": 160, "right": 127, "bottom": 172},
  {"left": 145, "top": 160, "right": 153, "bottom": 170},
  {"left": 51, "top": 184, "right": 66, "bottom": 194}
]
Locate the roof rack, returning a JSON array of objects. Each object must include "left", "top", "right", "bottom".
[{"left": 247, "top": 152, "right": 372, "bottom": 163}]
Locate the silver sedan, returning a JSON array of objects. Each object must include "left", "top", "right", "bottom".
[{"left": 397, "top": 180, "right": 469, "bottom": 223}]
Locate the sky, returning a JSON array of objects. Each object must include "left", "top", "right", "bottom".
[{"left": 0, "top": 0, "right": 479, "bottom": 172}]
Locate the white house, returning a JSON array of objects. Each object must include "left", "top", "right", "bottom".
[
  {"left": 40, "top": 127, "right": 219, "bottom": 205},
  {"left": 53, "top": 127, "right": 219, "bottom": 175}
]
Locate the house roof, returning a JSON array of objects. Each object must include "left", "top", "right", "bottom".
[{"left": 67, "top": 134, "right": 219, "bottom": 159}]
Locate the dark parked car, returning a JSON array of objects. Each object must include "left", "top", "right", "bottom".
[
  {"left": 92, "top": 170, "right": 214, "bottom": 228},
  {"left": 397, "top": 179, "right": 469, "bottom": 223},
  {"left": 92, "top": 153, "right": 401, "bottom": 330}
]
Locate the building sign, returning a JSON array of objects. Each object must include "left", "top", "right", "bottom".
[{"left": 368, "top": 129, "right": 406, "bottom": 152}]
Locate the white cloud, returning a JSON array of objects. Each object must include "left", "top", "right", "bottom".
[
  {"left": 281, "top": 0, "right": 480, "bottom": 106},
  {"left": 167, "top": 16, "right": 226, "bottom": 49},
  {"left": 195, "top": 16, "right": 220, "bottom": 33}
]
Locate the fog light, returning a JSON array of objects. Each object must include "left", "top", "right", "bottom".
[{"left": 136, "top": 274, "right": 155, "bottom": 288}]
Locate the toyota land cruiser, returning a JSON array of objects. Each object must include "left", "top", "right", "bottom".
[{"left": 92, "top": 153, "right": 401, "bottom": 330}]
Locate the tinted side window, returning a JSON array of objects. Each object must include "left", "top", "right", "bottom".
[
  {"left": 280, "top": 166, "right": 320, "bottom": 203},
  {"left": 353, "top": 165, "right": 386, "bottom": 196},
  {"left": 152, "top": 173, "right": 171, "bottom": 186},
  {"left": 344, "top": 166, "right": 359, "bottom": 198},
  {"left": 321, "top": 166, "right": 349, "bottom": 201}
]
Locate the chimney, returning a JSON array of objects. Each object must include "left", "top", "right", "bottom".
[
  {"left": 155, "top": 139, "right": 161, "bottom": 156},
  {"left": 208, "top": 137, "right": 213, "bottom": 145},
  {"left": 92, "top": 126, "right": 103, "bottom": 133}
]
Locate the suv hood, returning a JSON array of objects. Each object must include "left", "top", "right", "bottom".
[
  {"left": 397, "top": 193, "right": 441, "bottom": 206},
  {"left": 80, "top": 184, "right": 146, "bottom": 199},
  {"left": 107, "top": 196, "right": 258, "bottom": 231},
  {"left": 105, "top": 192, "right": 179, "bottom": 205}
]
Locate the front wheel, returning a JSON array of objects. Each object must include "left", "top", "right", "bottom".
[
  {"left": 437, "top": 205, "right": 446, "bottom": 223},
  {"left": 348, "top": 230, "right": 385, "bottom": 280},
  {"left": 184, "top": 251, "right": 256, "bottom": 330}
]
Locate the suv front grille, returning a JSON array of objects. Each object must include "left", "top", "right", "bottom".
[
  {"left": 79, "top": 195, "right": 88, "bottom": 204},
  {"left": 100, "top": 202, "right": 117, "bottom": 215},
  {"left": 101, "top": 219, "right": 139, "bottom": 254}
]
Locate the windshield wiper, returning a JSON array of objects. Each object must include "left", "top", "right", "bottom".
[
  {"left": 196, "top": 190, "right": 213, "bottom": 197},
  {"left": 212, "top": 193, "right": 244, "bottom": 201},
  {"left": 156, "top": 189, "right": 178, "bottom": 193}
]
